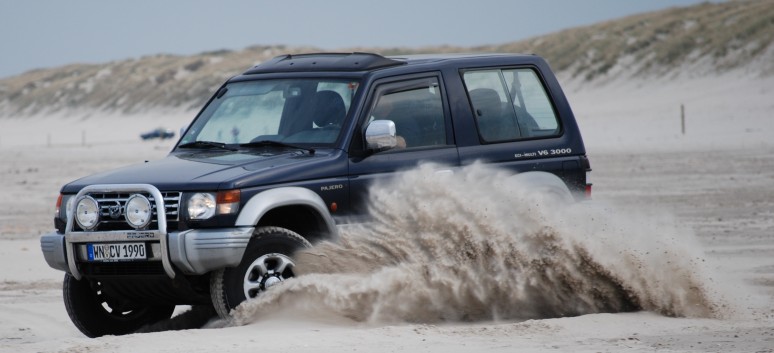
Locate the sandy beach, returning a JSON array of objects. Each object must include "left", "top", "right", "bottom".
[{"left": 0, "top": 73, "right": 772, "bottom": 352}]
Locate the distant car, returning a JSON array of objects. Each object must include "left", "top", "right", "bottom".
[{"left": 140, "top": 128, "right": 175, "bottom": 140}]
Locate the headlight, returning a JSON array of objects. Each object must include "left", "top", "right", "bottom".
[
  {"left": 75, "top": 196, "right": 100, "bottom": 230},
  {"left": 125, "top": 194, "right": 152, "bottom": 229},
  {"left": 65, "top": 196, "right": 75, "bottom": 220},
  {"left": 188, "top": 193, "right": 216, "bottom": 220},
  {"left": 55, "top": 194, "right": 75, "bottom": 221}
]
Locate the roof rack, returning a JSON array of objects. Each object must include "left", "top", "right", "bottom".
[{"left": 243, "top": 52, "right": 405, "bottom": 74}]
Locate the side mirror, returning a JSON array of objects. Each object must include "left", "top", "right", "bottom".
[{"left": 365, "top": 120, "right": 397, "bottom": 151}]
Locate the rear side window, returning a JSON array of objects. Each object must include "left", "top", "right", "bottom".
[{"left": 463, "top": 68, "right": 559, "bottom": 142}]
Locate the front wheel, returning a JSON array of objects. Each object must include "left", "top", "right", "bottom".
[
  {"left": 210, "top": 226, "right": 311, "bottom": 319},
  {"left": 63, "top": 274, "right": 175, "bottom": 337}
]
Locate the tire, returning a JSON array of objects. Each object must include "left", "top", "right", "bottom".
[
  {"left": 210, "top": 226, "right": 311, "bottom": 319},
  {"left": 63, "top": 273, "right": 175, "bottom": 337}
]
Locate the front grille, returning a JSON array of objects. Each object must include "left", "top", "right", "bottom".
[{"left": 74, "top": 191, "right": 181, "bottom": 231}]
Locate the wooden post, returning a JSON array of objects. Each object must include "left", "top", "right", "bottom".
[{"left": 681, "top": 104, "right": 685, "bottom": 135}]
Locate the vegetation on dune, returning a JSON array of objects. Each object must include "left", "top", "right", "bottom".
[
  {"left": 0, "top": 0, "right": 771, "bottom": 116},
  {"left": 483, "top": 0, "right": 774, "bottom": 79}
]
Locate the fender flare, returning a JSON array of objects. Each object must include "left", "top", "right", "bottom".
[{"left": 235, "top": 187, "right": 339, "bottom": 240}]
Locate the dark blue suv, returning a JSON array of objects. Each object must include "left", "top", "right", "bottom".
[{"left": 40, "top": 52, "right": 591, "bottom": 337}]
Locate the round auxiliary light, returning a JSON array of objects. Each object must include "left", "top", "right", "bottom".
[
  {"left": 125, "top": 194, "right": 152, "bottom": 229},
  {"left": 75, "top": 196, "right": 100, "bottom": 230}
]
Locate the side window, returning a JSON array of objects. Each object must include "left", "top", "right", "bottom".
[
  {"left": 503, "top": 69, "right": 559, "bottom": 136},
  {"left": 463, "top": 68, "right": 559, "bottom": 143},
  {"left": 368, "top": 78, "right": 446, "bottom": 149}
]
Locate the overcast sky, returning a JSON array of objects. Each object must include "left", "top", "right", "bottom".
[{"left": 0, "top": 0, "right": 721, "bottom": 79}]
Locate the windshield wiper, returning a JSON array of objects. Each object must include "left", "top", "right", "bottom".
[
  {"left": 177, "top": 141, "right": 238, "bottom": 151},
  {"left": 239, "top": 140, "right": 315, "bottom": 155}
]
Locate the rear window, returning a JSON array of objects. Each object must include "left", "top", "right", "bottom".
[{"left": 463, "top": 68, "right": 560, "bottom": 143}]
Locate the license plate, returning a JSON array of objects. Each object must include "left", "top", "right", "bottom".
[{"left": 87, "top": 243, "right": 147, "bottom": 262}]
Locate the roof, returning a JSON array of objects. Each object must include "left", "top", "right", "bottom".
[
  {"left": 243, "top": 53, "right": 405, "bottom": 74},
  {"left": 243, "top": 52, "right": 536, "bottom": 75}
]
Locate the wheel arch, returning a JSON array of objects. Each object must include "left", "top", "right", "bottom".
[
  {"left": 509, "top": 170, "right": 574, "bottom": 202},
  {"left": 235, "top": 187, "right": 339, "bottom": 243}
]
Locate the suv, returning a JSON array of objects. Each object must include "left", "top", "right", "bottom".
[{"left": 40, "top": 52, "right": 591, "bottom": 337}]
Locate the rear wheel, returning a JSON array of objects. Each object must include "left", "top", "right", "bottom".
[
  {"left": 63, "top": 274, "right": 175, "bottom": 337},
  {"left": 210, "top": 226, "right": 311, "bottom": 319}
]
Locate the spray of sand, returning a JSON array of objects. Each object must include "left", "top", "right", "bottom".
[{"left": 230, "top": 163, "right": 730, "bottom": 325}]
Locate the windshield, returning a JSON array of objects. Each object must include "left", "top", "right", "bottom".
[{"left": 178, "top": 78, "right": 360, "bottom": 148}]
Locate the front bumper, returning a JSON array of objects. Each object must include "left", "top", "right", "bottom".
[
  {"left": 40, "top": 227, "right": 254, "bottom": 278},
  {"left": 41, "top": 183, "right": 253, "bottom": 279},
  {"left": 168, "top": 227, "right": 253, "bottom": 274},
  {"left": 40, "top": 233, "right": 69, "bottom": 273}
]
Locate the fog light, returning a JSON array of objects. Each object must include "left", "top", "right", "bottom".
[
  {"left": 125, "top": 194, "right": 152, "bottom": 229},
  {"left": 75, "top": 196, "right": 100, "bottom": 230}
]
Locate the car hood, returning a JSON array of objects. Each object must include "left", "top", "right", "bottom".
[{"left": 61, "top": 148, "right": 346, "bottom": 193}]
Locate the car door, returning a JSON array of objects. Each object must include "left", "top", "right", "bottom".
[{"left": 346, "top": 74, "right": 459, "bottom": 216}]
